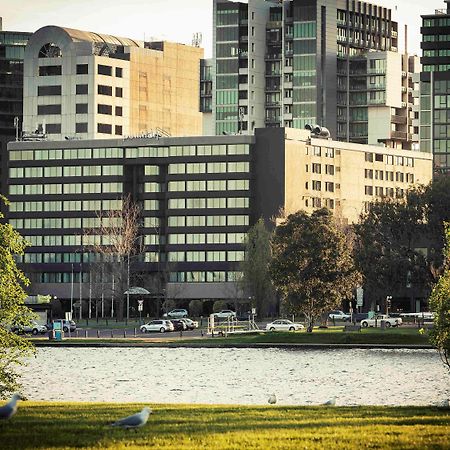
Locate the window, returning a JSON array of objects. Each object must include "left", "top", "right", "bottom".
[
  {"left": 115, "top": 87, "right": 123, "bottom": 97},
  {"left": 46, "top": 123, "right": 61, "bottom": 134},
  {"left": 75, "top": 123, "right": 88, "bottom": 133},
  {"left": 365, "top": 152, "right": 373, "bottom": 162},
  {"left": 115, "top": 125, "right": 122, "bottom": 135},
  {"left": 37, "top": 104, "right": 61, "bottom": 115},
  {"left": 97, "top": 123, "right": 112, "bottom": 134},
  {"left": 39, "top": 65, "right": 62, "bottom": 76},
  {"left": 76, "top": 103, "right": 88, "bottom": 114},
  {"left": 375, "top": 153, "right": 383, "bottom": 162},
  {"left": 38, "top": 85, "right": 61, "bottom": 96},
  {"left": 115, "top": 67, "right": 123, "bottom": 78},
  {"left": 98, "top": 85, "right": 112, "bottom": 96},
  {"left": 98, "top": 64, "right": 112, "bottom": 76},
  {"left": 115, "top": 106, "right": 123, "bottom": 116},
  {"left": 76, "top": 84, "right": 88, "bottom": 95},
  {"left": 312, "top": 163, "right": 321, "bottom": 174},
  {"left": 98, "top": 104, "right": 112, "bottom": 115},
  {"left": 76, "top": 64, "right": 88, "bottom": 74}
]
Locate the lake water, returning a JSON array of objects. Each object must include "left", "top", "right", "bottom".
[{"left": 21, "top": 347, "right": 449, "bottom": 406}]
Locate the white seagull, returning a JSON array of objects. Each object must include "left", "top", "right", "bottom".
[
  {"left": 323, "top": 396, "right": 336, "bottom": 406},
  {"left": 111, "top": 407, "right": 152, "bottom": 429},
  {"left": 268, "top": 393, "right": 277, "bottom": 405},
  {"left": 0, "top": 393, "right": 21, "bottom": 420}
]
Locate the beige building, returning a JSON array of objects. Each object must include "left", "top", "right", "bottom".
[
  {"left": 284, "top": 128, "right": 432, "bottom": 224},
  {"left": 22, "top": 26, "right": 203, "bottom": 140}
]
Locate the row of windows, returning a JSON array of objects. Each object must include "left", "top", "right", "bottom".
[
  {"left": 365, "top": 152, "right": 414, "bottom": 167},
  {"left": 10, "top": 217, "right": 122, "bottom": 230},
  {"left": 10, "top": 199, "right": 122, "bottom": 212},
  {"left": 365, "top": 186, "right": 405, "bottom": 198},
  {"left": 165, "top": 232, "right": 246, "bottom": 245},
  {"left": 167, "top": 197, "right": 249, "bottom": 209},
  {"left": 305, "top": 146, "right": 336, "bottom": 158},
  {"left": 307, "top": 180, "right": 335, "bottom": 192},
  {"left": 167, "top": 215, "right": 249, "bottom": 227},
  {"left": 168, "top": 162, "right": 249, "bottom": 174},
  {"left": 168, "top": 271, "right": 243, "bottom": 283},
  {"left": 9, "top": 148, "right": 123, "bottom": 163},
  {"left": 364, "top": 169, "right": 414, "bottom": 183},
  {"left": 167, "top": 179, "right": 249, "bottom": 192},
  {"left": 9, "top": 183, "right": 122, "bottom": 195},
  {"left": 167, "top": 250, "right": 245, "bottom": 262},
  {"left": 128, "top": 144, "right": 250, "bottom": 159},
  {"left": 308, "top": 163, "right": 335, "bottom": 175}
]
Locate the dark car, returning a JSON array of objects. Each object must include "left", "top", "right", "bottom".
[
  {"left": 351, "top": 313, "right": 368, "bottom": 324},
  {"left": 170, "top": 319, "right": 187, "bottom": 331}
]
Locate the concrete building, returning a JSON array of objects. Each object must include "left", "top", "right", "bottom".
[
  {"left": 200, "top": 58, "right": 214, "bottom": 135},
  {"left": 210, "top": 0, "right": 420, "bottom": 147},
  {"left": 7, "top": 128, "right": 432, "bottom": 313},
  {"left": 420, "top": 0, "right": 450, "bottom": 175},
  {"left": 22, "top": 26, "right": 203, "bottom": 140},
  {"left": 0, "top": 20, "right": 31, "bottom": 195}
]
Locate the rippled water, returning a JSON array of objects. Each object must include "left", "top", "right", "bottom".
[{"left": 21, "top": 347, "right": 449, "bottom": 406}]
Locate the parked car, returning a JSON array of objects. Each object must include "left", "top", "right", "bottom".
[
  {"left": 140, "top": 320, "right": 174, "bottom": 333},
  {"left": 11, "top": 321, "right": 47, "bottom": 335},
  {"left": 170, "top": 319, "right": 187, "bottom": 331},
  {"left": 360, "top": 315, "right": 402, "bottom": 328},
  {"left": 47, "top": 320, "right": 76, "bottom": 333},
  {"left": 163, "top": 309, "right": 188, "bottom": 319},
  {"left": 180, "top": 318, "right": 198, "bottom": 330},
  {"left": 213, "top": 310, "right": 236, "bottom": 319},
  {"left": 328, "top": 310, "right": 351, "bottom": 321},
  {"left": 266, "top": 319, "right": 304, "bottom": 332}
]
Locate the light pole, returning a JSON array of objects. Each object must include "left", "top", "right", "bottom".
[{"left": 70, "top": 263, "right": 74, "bottom": 318}]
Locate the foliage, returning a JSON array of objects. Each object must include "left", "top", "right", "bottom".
[
  {"left": 1, "top": 402, "right": 449, "bottom": 449},
  {"left": 188, "top": 300, "right": 203, "bottom": 317},
  {"left": 270, "top": 209, "right": 361, "bottom": 331},
  {"left": 429, "top": 223, "right": 450, "bottom": 372},
  {"left": 212, "top": 300, "right": 228, "bottom": 313},
  {"left": 0, "top": 199, "right": 35, "bottom": 398},
  {"left": 240, "top": 218, "right": 276, "bottom": 316}
]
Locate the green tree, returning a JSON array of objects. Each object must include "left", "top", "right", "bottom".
[
  {"left": 429, "top": 223, "right": 450, "bottom": 372},
  {"left": 240, "top": 219, "right": 276, "bottom": 317},
  {"left": 269, "top": 209, "right": 361, "bottom": 332},
  {"left": 0, "top": 200, "right": 35, "bottom": 398}
]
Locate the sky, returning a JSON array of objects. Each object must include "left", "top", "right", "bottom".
[{"left": 0, "top": 0, "right": 446, "bottom": 57}]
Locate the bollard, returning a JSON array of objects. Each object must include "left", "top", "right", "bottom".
[
  {"left": 134, "top": 327, "right": 137, "bottom": 337},
  {"left": 201, "top": 329, "right": 204, "bottom": 337},
  {"left": 123, "top": 330, "right": 126, "bottom": 338},
  {"left": 111, "top": 330, "right": 114, "bottom": 338},
  {"left": 180, "top": 330, "right": 183, "bottom": 338},
  {"left": 97, "top": 330, "right": 100, "bottom": 338},
  {"left": 85, "top": 329, "right": 88, "bottom": 338},
  {"left": 76, "top": 330, "right": 79, "bottom": 338}
]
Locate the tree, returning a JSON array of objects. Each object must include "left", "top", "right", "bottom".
[
  {"left": 429, "top": 223, "right": 450, "bottom": 372},
  {"left": 269, "top": 208, "right": 361, "bottom": 332},
  {"left": 240, "top": 219, "right": 276, "bottom": 317},
  {"left": 0, "top": 199, "right": 35, "bottom": 398}
]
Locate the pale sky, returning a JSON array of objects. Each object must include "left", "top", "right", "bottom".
[{"left": 0, "top": 0, "right": 446, "bottom": 57}]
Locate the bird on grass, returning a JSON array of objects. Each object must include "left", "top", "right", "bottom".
[
  {"left": 268, "top": 393, "right": 277, "bottom": 405},
  {"left": 323, "top": 397, "right": 336, "bottom": 406},
  {"left": 0, "top": 393, "right": 21, "bottom": 420},
  {"left": 111, "top": 407, "right": 152, "bottom": 429}
]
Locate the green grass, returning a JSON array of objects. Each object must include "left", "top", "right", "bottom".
[{"left": 1, "top": 403, "right": 449, "bottom": 449}]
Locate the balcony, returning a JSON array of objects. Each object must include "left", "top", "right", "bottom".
[
  {"left": 367, "top": 68, "right": 386, "bottom": 75},
  {"left": 265, "top": 53, "right": 282, "bottom": 60},
  {"left": 390, "top": 130, "right": 408, "bottom": 140},
  {"left": 368, "top": 84, "right": 386, "bottom": 90},
  {"left": 391, "top": 114, "right": 407, "bottom": 125}
]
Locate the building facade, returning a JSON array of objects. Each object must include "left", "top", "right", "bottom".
[
  {"left": 211, "top": 0, "right": 417, "bottom": 147},
  {"left": 420, "top": 0, "right": 450, "bottom": 175},
  {"left": 7, "top": 128, "right": 432, "bottom": 314},
  {"left": 0, "top": 20, "right": 31, "bottom": 195},
  {"left": 22, "top": 26, "right": 203, "bottom": 141}
]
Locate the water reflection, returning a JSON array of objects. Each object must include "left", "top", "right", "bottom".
[{"left": 22, "top": 347, "right": 449, "bottom": 406}]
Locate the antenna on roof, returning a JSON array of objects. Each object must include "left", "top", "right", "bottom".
[{"left": 192, "top": 32, "right": 202, "bottom": 47}]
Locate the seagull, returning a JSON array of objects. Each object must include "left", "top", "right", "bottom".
[
  {"left": 268, "top": 393, "right": 277, "bottom": 404},
  {"left": 0, "top": 393, "right": 21, "bottom": 420},
  {"left": 111, "top": 407, "right": 152, "bottom": 429},
  {"left": 323, "top": 397, "right": 336, "bottom": 406}
]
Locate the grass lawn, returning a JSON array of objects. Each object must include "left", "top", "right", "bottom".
[{"left": 1, "top": 403, "right": 449, "bottom": 449}]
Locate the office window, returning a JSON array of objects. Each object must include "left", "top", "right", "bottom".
[
  {"left": 38, "top": 85, "right": 61, "bottom": 96},
  {"left": 39, "top": 65, "right": 62, "bottom": 76},
  {"left": 115, "top": 87, "right": 123, "bottom": 97},
  {"left": 168, "top": 198, "right": 186, "bottom": 209},
  {"left": 98, "top": 104, "right": 112, "bottom": 115},
  {"left": 168, "top": 216, "right": 186, "bottom": 227},
  {"left": 186, "top": 180, "right": 206, "bottom": 191},
  {"left": 46, "top": 123, "right": 61, "bottom": 134},
  {"left": 186, "top": 234, "right": 206, "bottom": 244},
  {"left": 207, "top": 233, "right": 226, "bottom": 244},
  {"left": 115, "top": 106, "right": 123, "bottom": 116},
  {"left": 76, "top": 84, "right": 88, "bottom": 95},
  {"left": 98, "top": 85, "right": 112, "bottom": 96},
  {"left": 186, "top": 216, "right": 206, "bottom": 227},
  {"left": 76, "top": 103, "right": 88, "bottom": 114},
  {"left": 115, "top": 67, "right": 123, "bottom": 78},
  {"left": 37, "top": 104, "right": 61, "bottom": 115},
  {"left": 115, "top": 125, "right": 122, "bottom": 135},
  {"left": 75, "top": 123, "right": 88, "bottom": 133},
  {"left": 207, "top": 198, "right": 226, "bottom": 209},
  {"left": 76, "top": 64, "right": 88, "bottom": 74},
  {"left": 97, "top": 123, "right": 112, "bottom": 134},
  {"left": 207, "top": 180, "right": 227, "bottom": 191},
  {"left": 98, "top": 64, "right": 112, "bottom": 76},
  {"left": 186, "top": 198, "right": 206, "bottom": 209}
]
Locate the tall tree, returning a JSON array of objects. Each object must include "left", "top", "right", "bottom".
[
  {"left": 269, "top": 209, "right": 361, "bottom": 331},
  {"left": 429, "top": 223, "right": 450, "bottom": 372},
  {"left": 0, "top": 199, "right": 35, "bottom": 398},
  {"left": 240, "top": 219, "right": 276, "bottom": 317}
]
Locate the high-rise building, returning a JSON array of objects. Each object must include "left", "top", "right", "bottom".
[
  {"left": 22, "top": 26, "right": 204, "bottom": 140},
  {"left": 200, "top": 58, "right": 214, "bottom": 134},
  {"left": 7, "top": 128, "right": 431, "bottom": 312},
  {"left": 420, "top": 0, "right": 450, "bottom": 175},
  {"left": 211, "top": 0, "right": 422, "bottom": 148},
  {"left": 0, "top": 19, "right": 31, "bottom": 195}
]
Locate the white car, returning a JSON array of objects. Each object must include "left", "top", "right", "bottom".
[
  {"left": 213, "top": 310, "right": 237, "bottom": 319},
  {"left": 266, "top": 319, "right": 304, "bottom": 331},
  {"left": 360, "top": 315, "right": 402, "bottom": 328},
  {"left": 11, "top": 321, "right": 48, "bottom": 335},
  {"left": 328, "top": 310, "right": 351, "bottom": 321},
  {"left": 163, "top": 309, "right": 188, "bottom": 319},
  {"left": 180, "top": 318, "right": 199, "bottom": 330},
  {"left": 140, "top": 320, "right": 174, "bottom": 333}
]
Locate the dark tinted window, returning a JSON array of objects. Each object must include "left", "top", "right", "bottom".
[
  {"left": 115, "top": 106, "right": 123, "bottom": 116},
  {"left": 98, "top": 85, "right": 112, "bottom": 96},
  {"left": 97, "top": 123, "right": 112, "bottom": 134},
  {"left": 76, "top": 103, "right": 88, "bottom": 114},
  {"left": 46, "top": 123, "right": 61, "bottom": 134},
  {"left": 39, "top": 65, "right": 62, "bottom": 76},
  {"left": 37, "top": 85, "right": 61, "bottom": 96},
  {"left": 115, "top": 125, "right": 122, "bottom": 135},
  {"left": 75, "top": 123, "right": 88, "bottom": 133},
  {"left": 37, "top": 104, "right": 61, "bottom": 115},
  {"left": 115, "top": 87, "right": 123, "bottom": 97},
  {"left": 98, "top": 64, "right": 112, "bottom": 76},
  {"left": 76, "top": 64, "right": 88, "bottom": 74},
  {"left": 115, "top": 67, "right": 123, "bottom": 78},
  {"left": 98, "top": 104, "right": 112, "bottom": 115},
  {"left": 76, "top": 84, "right": 88, "bottom": 95}
]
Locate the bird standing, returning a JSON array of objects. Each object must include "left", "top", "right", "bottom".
[
  {"left": 111, "top": 407, "right": 152, "bottom": 429},
  {"left": 0, "top": 393, "right": 21, "bottom": 420},
  {"left": 268, "top": 393, "right": 277, "bottom": 405}
]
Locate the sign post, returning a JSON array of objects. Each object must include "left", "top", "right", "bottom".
[{"left": 137, "top": 299, "right": 144, "bottom": 325}]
